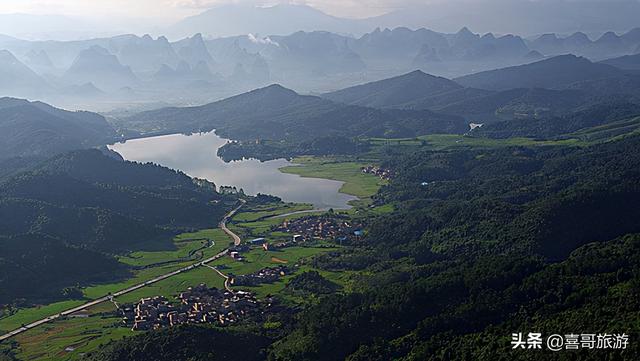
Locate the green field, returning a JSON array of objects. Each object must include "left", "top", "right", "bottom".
[
  {"left": 228, "top": 201, "right": 338, "bottom": 249},
  {"left": 367, "top": 134, "right": 583, "bottom": 151},
  {"left": 229, "top": 202, "right": 333, "bottom": 241},
  {"left": 279, "top": 156, "right": 390, "bottom": 213},
  {"left": 84, "top": 229, "right": 233, "bottom": 299},
  {"left": 281, "top": 157, "right": 386, "bottom": 199},
  {"left": 232, "top": 202, "right": 313, "bottom": 222},
  {"left": 7, "top": 308, "right": 129, "bottom": 361},
  {"left": 113, "top": 266, "right": 227, "bottom": 304},
  {"left": 238, "top": 264, "right": 354, "bottom": 304},
  {"left": 0, "top": 301, "right": 85, "bottom": 333},
  {"left": 118, "top": 229, "right": 231, "bottom": 267},
  {"left": 221, "top": 245, "right": 335, "bottom": 276},
  {"left": 216, "top": 244, "right": 347, "bottom": 301},
  {"left": 570, "top": 116, "right": 640, "bottom": 142},
  {"left": 365, "top": 119, "right": 640, "bottom": 152}
]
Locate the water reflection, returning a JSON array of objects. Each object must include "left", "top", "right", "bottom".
[{"left": 109, "top": 132, "right": 357, "bottom": 209}]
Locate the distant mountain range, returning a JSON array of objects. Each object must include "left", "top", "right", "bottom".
[
  {"left": 120, "top": 50, "right": 640, "bottom": 144},
  {"left": 107, "top": 34, "right": 180, "bottom": 75},
  {"left": 3, "top": 49, "right": 638, "bottom": 159},
  {"left": 0, "top": 25, "right": 639, "bottom": 110},
  {"left": 0, "top": 2, "right": 639, "bottom": 41},
  {"left": 63, "top": 46, "right": 139, "bottom": 91},
  {"left": 167, "top": 4, "right": 360, "bottom": 40},
  {"left": 0, "top": 50, "right": 50, "bottom": 98},
  {"left": 1, "top": 49, "right": 635, "bottom": 164},
  {"left": 166, "top": 3, "right": 640, "bottom": 40},
  {"left": 324, "top": 54, "right": 640, "bottom": 122},
  {"left": 528, "top": 29, "right": 640, "bottom": 61}
]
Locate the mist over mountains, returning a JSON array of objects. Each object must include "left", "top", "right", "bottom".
[
  {"left": 0, "top": 2, "right": 638, "bottom": 112},
  {"left": 0, "top": 23, "right": 639, "bottom": 112},
  {"left": 168, "top": 1, "right": 640, "bottom": 40},
  {"left": 10, "top": 48, "right": 639, "bottom": 174},
  {"left": 366, "top": 0, "right": 640, "bottom": 37},
  {"left": 2, "top": 1, "right": 640, "bottom": 41}
]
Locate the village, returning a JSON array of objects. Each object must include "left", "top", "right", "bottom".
[
  {"left": 121, "top": 205, "right": 365, "bottom": 333},
  {"left": 271, "top": 214, "right": 364, "bottom": 244},
  {"left": 122, "top": 284, "right": 261, "bottom": 331},
  {"left": 361, "top": 165, "right": 394, "bottom": 181},
  {"left": 230, "top": 265, "right": 290, "bottom": 287}
]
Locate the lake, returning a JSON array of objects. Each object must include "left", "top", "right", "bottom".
[{"left": 109, "top": 132, "right": 357, "bottom": 209}]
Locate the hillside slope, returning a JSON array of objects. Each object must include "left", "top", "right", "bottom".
[
  {"left": 124, "top": 84, "right": 469, "bottom": 140},
  {"left": 0, "top": 149, "right": 231, "bottom": 304},
  {"left": 0, "top": 98, "right": 116, "bottom": 159},
  {"left": 323, "top": 70, "right": 464, "bottom": 108},
  {"left": 455, "top": 55, "right": 623, "bottom": 91}
]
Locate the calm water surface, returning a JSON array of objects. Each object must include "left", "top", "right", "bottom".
[{"left": 109, "top": 132, "right": 357, "bottom": 209}]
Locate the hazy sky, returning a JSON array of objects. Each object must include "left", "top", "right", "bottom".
[
  {"left": 0, "top": 0, "right": 406, "bottom": 19},
  {"left": 0, "top": 0, "right": 636, "bottom": 21},
  {"left": 0, "top": 0, "right": 636, "bottom": 40}
]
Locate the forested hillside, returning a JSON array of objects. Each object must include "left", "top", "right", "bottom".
[
  {"left": 322, "top": 60, "right": 640, "bottom": 125},
  {"left": 474, "top": 101, "right": 640, "bottom": 139},
  {"left": 85, "top": 326, "right": 269, "bottom": 361},
  {"left": 454, "top": 55, "right": 623, "bottom": 91},
  {"left": 266, "top": 133, "right": 640, "bottom": 360},
  {"left": 322, "top": 70, "right": 466, "bottom": 108},
  {"left": 0, "top": 149, "right": 232, "bottom": 305},
  {"left": 0, "top": 98, "right": 117, "bottom": 160},
  {"left": 0, "top": 234, "right": 128, "bottom": 305}
]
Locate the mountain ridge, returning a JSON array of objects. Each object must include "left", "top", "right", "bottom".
[
  {"left": 0, "top": 97, "right": 116, "bottom": 159},
  {"left": 122, "top": 83, "right": 469, "bottom": 140},
  {"left": 455, "top": 54, "right": 624, "bottom": 91},
  {"left": 323, "top": 70, "right": 464, "bottom": 108}
]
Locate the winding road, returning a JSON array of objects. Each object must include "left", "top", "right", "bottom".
[
  {"left": 0, "top": 200, "right": 245, "bottom": 342},
  {"left": 203, "top": 264, "right": 234, "bottom": 293},
  {"left": 220, "top": 199, "right": 246, "bottom": 246}
]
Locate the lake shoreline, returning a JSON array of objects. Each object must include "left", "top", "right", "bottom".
[{"left": 109, "top": 131, "right": 358, "bottom": 209}]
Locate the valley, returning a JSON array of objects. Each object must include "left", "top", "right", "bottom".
[
  {"left": 0, "top": 124, "right": 609, "bottom": 358},
  {"left": 1, "top": 8, "right": 640, "bottom": 359},
  {"left": 0, "top": 153, "right": 382, "bottom": 360},
  {"left": 2, "top": 107, "right": 639, "bottom": 359}
]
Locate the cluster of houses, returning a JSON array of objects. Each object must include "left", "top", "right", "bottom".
[
  {"left": 272, "top": 215, "right": 364, "bottom": 243},
  {"left": 228, "top": 244, "right": 251, "bottom": 261},
  {"left": 361, "top": 165, "right": 393, "bottom": 180},
  {"left": 218, "top": 186, "right": 245, "bottom": 195},
  {"left": 230, "top": 237, "right": 296, "bottom": 257},
  {"left": 122, "top": 284, "right": 259, "bottom": 331},
  {"left": 231, "top": 266, "right": 290, "bottom": 287}
]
